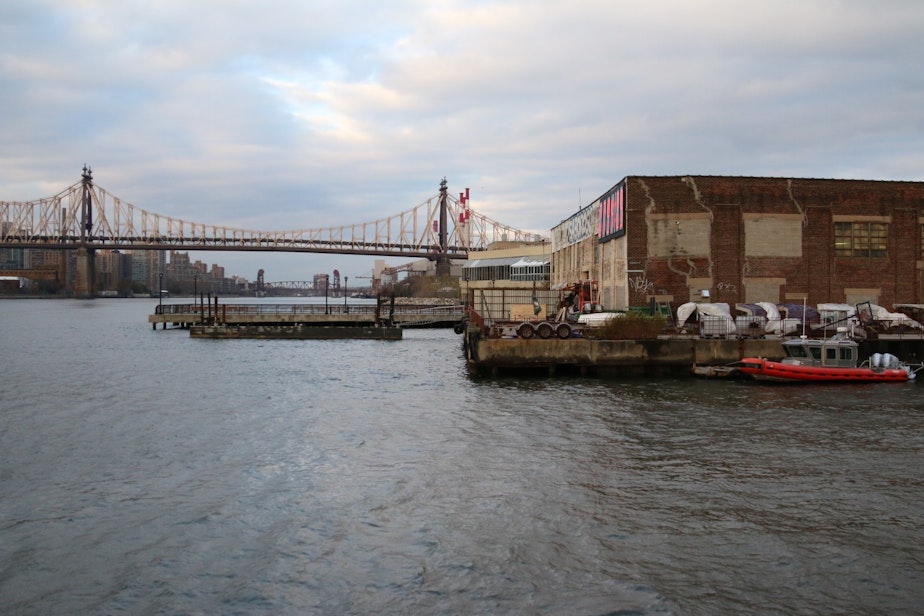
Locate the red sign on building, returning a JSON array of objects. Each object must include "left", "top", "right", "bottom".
[{"left": 598, "top": 181, "right": 626, "bottom": 242}]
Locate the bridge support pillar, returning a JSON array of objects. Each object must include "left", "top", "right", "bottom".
[
  {"left": 436, "top": 177, "right": 451, "bottom": 276},
  {"left": 435, "top": 256, "right": 452, "bottom": 277},
  {"left": 74, "top": 246, "right": 96, "bottom": 298}
]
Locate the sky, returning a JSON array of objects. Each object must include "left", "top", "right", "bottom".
[{"left": 2, "top": 0, "right": 923, "bottom": 283}]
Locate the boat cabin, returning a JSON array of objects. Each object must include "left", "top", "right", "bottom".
[{"left": 781, "top": 330, "right": 858, "bottom": 368}]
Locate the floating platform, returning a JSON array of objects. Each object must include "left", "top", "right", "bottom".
[
  {"left": 190, "top": 324, "right": 402, "bottom": 340},
  {"left": 149, "top": 301, "right": 464, "bottom": 330}
]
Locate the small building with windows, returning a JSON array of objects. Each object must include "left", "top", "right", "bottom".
[
  {"left": 550, "top": 176, "right": 924, "bottom": 311},
  {"left": 462, "top": 242, "right": 551, "bottom": 284},
  {"left": 460, "top": 241, "right": 556, "bottom": 321}
]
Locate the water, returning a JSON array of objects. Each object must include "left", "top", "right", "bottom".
[{"left": 2, "top": 299, "right": 923, "bottom": 615}]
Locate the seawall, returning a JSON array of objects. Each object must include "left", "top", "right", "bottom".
[
  {"left": 464, "top": 336, "right": 784, "bottom": 377},
  {"left": 464, "top": 333, "right": 924, "bottom": 377}
]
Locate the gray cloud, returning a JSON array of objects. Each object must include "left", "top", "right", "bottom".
[{"left": 2, "top": 0, "right": 923, "bottom": 280}]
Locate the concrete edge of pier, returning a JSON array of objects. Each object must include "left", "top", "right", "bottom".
[
  {"left": 190, "top": 324, "right": 403, "bottom": 339},
  {"left": 463, "top": 334, "right": 924, "bottom": 378}
]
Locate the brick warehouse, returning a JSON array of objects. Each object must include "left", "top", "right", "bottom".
[{"left": 550, "top": 176, "right": 924, "bottom": 311}]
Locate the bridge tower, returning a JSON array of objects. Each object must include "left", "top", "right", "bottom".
[
  {"left": 435, "top": 178, "right": 451, "bottom": 276},
  {"left": 74, "top": 165, "right": 96, "bottom": 298}
]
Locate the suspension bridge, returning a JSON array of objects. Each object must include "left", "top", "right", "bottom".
[{"left": 0, "top": 167, "right": 545, "bottom": 295}]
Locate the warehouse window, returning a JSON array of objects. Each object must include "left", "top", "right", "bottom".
[
  {"left": 510, "top": 262, "right": 550, "bottom": 282},
  {"left": 834, "top": 222, "right": 887, "bottom": 257}
]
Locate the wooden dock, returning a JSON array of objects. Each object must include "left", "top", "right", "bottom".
[{"left": 149, "top": 301, "right": 465, "bottom": 330}]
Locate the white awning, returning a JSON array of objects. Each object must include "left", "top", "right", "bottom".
[
  {"left": 510, "top": 257, "right": 550, "bottom": 268},
  {"left": 462, "top": 257, "right": 521, "bottom": 269}
]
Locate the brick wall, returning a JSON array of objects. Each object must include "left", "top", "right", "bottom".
[{"left": 619, "top": 176, "right": 924, "bottom": 308}]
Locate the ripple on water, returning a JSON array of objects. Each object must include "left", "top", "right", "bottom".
[{"left": 2, "top": 300, "right": 924, "bottom": 615}]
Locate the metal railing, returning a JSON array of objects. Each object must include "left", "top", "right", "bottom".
[{"left": 154, "top": 302, "right": 465, "bottom": 324}]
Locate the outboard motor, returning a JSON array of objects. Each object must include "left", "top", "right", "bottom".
[{"left": 882, "top": 353, "right": 900, "bottom": 369}]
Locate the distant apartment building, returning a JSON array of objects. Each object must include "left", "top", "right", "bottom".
[
  {"left": 93, "top": 250, "right": 133, "bottom": 293},
  {"left": 164, "top": 251, "right": 236, "bottom": 294},
  {"left": 0, "top": 224, "right": 24, "bottom": 269},
  {"left": 128, "top": 249, "right": 166, "bottom": 293}
]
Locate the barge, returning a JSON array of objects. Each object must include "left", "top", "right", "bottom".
[{"left": 189, "top": 324, "right": 402, "bottom": 340}]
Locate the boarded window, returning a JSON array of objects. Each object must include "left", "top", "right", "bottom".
[
  {"left": 744, "top": 278, "right": 784, "bottom": 303},
  {"left": 744, "top": 214, "right": 802, "bottom": 257},
  {"left": 647, "top": 215, "right": 711, "bottom": 258}
]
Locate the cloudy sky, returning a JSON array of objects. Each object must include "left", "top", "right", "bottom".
[{"left": 2, "top": 0, "right": 923, "bottom": 282}]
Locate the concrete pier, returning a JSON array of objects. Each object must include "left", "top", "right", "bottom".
[
  {"left": 464, "top": 335, "right": 785, "bottom": 377},
  {"left": 463, "top": 332, "right": 924, "bottom": 377}
]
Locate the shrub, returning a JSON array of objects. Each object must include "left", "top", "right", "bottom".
[{"left": 585, "top": 311, "right": 667, "bottom": 340}]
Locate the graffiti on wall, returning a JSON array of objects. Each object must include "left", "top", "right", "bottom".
[
  {"left": 551, "top": 179, "right": 627, "bottom": 251},
  {"left": 629, "top": 274, "right": 655, "bottom": 295},
  {"left": 551, "top": 202, "right": 598, "bottom": 251}
]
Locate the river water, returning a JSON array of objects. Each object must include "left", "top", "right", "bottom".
[{"left": 1, "top": 298, "right": 923, "bottom": 615}]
